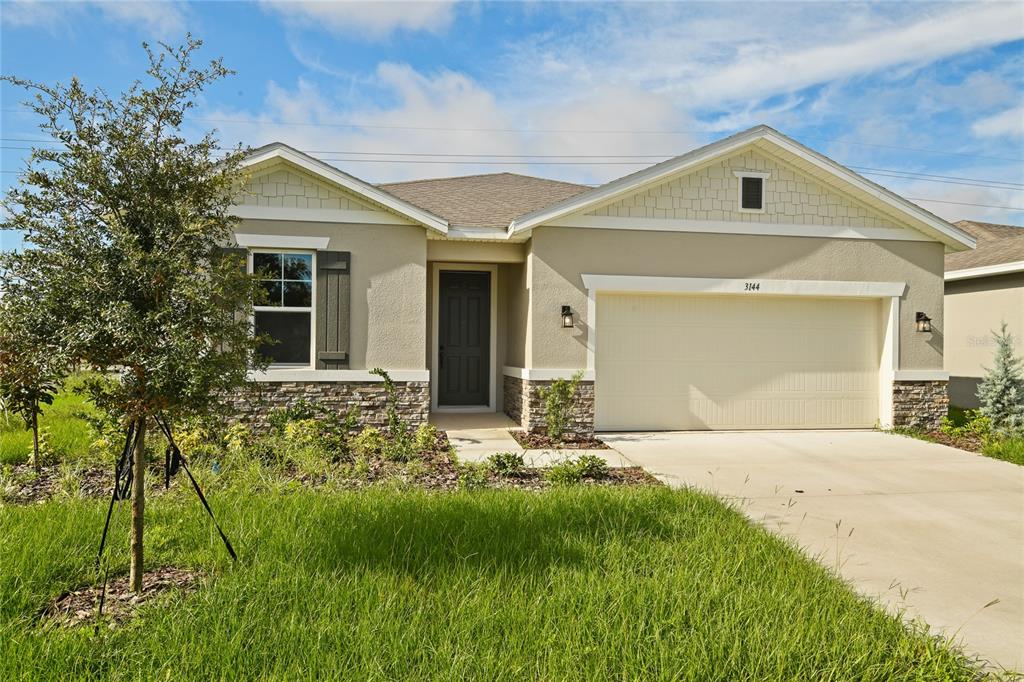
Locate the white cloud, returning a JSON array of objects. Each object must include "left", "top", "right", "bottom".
[
  {"left": 261, "top": 0, "right": 457, "bottom": 38},
  {"left": 972, "top": 106, "right": 1024, "bottom": 140},
  {"left": 201, "top": 67, "right": 688, "bottom": 184},
  {"left": 0, "top": 0, "right": 185, "bottom": 36}
]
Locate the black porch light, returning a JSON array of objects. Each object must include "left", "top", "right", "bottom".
[
  {"left": 561, "top": 305, "right": 574, "bottom": 328},
  {"left": 915, "top": 312, "right": 932, "bottom": 333}
]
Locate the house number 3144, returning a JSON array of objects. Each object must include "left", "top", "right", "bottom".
[{"left": 744, "top": 282, "right": 761, "bottom": 291}]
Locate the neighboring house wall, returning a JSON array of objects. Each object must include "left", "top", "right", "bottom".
[
  {"left": 528, "top": 226, "right": 945, "bottom": 371},
  {"left": 945, "top": 272, "right": 1024, "bottom": 407},
  {"left": 587, "top": 149, "right": 906, "bottom": 230}
]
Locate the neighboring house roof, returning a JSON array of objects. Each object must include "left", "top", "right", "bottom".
[
  {"left": 508, "top": 125, "right": 976, "bottom": 251},
  {"left": 378, "top": 173, "right": 590, "bottom": 228},
  {"left": 238, "top": 142, "right": 450, "bottom": 234},
  {"left": 945, "top": 220, "right": 1024, "bottom": 280}
]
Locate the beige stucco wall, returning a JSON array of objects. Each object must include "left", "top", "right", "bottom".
[
  {"left": 237, "top": 219, "right": 427, "bottom": 370},
  {"left": 588, "top": 148, "right": 906, "bottom": 230},
  {"left": 944, "top": 273, "right": 1024, "bottom": 406},
  {"left": 528, "top": 226, "right": 945, "bottom": 371},
  {"left": 239, "top": 166, "right": 377, "bottom": 211},
  {"left": 504, "top": 261, "right": 529, "bottom": 368}
]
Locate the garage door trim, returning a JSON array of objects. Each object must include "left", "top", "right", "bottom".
[{"left": 581, "top": 274, "right": 905, "bottom": 429}]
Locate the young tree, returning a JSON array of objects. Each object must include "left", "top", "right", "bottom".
[
  {"left": 977, "top": 322, "right": 1024, "bottom": 433},
  {"left": 1, "top": 36, "right": 262, "bottom": 592},
  {"left": 0, "top": 286, "right": 66, "bottom": 471}
]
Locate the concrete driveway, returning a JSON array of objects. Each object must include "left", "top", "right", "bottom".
[{"left": 601, "top": 430, "right": 1024, "bottom": 672}]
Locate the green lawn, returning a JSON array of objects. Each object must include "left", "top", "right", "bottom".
[
  {"left": 0, "top": 376, "right": 98, "bottom": 466},
  {"left": 0, "top": 486, "right": 979, "bottom": 680}
]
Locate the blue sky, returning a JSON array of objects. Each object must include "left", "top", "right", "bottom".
[{"left": 2, "top": 0, "right": 1023, "bottom": 251}]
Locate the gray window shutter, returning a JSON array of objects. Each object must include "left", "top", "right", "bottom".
[{"left": 316, "top": 251, "right": 351, "bottom": 369}]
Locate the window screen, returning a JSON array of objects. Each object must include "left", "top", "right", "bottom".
[
  {"left": 741, "top": 176, "right": 764, "bottom": 210},
  {"left": 252, "top": 252, "right": 313, "bottom": 365}
]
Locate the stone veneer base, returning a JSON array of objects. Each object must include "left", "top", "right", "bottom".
[
  {"left": 503, "top": 375, "right": 595, "bottom": 437},
  {"left": 892, "top": 380, "right": 948, "bottom": 431},
  {"left": 227, "top": 381, "right": 429, "bottom": 433}
]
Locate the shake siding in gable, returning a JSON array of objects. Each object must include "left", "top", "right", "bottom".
[
  {"left": 586, "top": 149, "right": 908, "bottom": 230},
  {"left": 239, "top": 167, "right": 378, "bottom": 211}
]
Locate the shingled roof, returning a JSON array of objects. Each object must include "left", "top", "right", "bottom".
[
  {"left": 946, "top": 220, "right": 1024, "bottom": 272},
  {"left": 379, "top": 172, "right": 590, "bottom": 228}
]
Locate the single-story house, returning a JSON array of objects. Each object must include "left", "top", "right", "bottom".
[
  {"left": 944, "top": 220, "right": 1024, "bottom": 408},
  {"left": 226, "top": 125, "right": 976, "bottom": 434}
]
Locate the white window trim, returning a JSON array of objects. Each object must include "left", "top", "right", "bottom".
[
  {"left": 502, "top": 366, "right": 595, "bottom": 381},
  {"left": 250, "top": 248, "right": 316, "bottom": 370},
  {"left": 735, "top": 170, "right": 769, "bottom": 213},
  {"left": 430, "top": 262, "right": 498, "bottom": 413},
  {"left": 581, "top": 273, "right": 911, "bottom": 428},
  {"left": 236, "top": 233, "right": 330, "bottom": 249}
]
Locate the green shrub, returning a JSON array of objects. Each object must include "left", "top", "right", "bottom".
[
  {"left": 940, "top": 410, "right": 992, "bottom": 443},
  {"left": 415, "top": 422, "right": 439, "bottom": 453},
  {"left": 545, "top": 455, "right": 609, "bottom": 485},
  {"left": 537, "top": 371, "right": 582, "bottom": 441},
  {"left": 456, "top": 461, "right": 490, "bottom": 490},
  {"left": 575, "top": 454, "right": 609, "bottom": 479},
  {"left": 267, "top": 399, "right": 318, "bottom": 434},
  {"left": 977, "top": 322, "right": 1024, "bottom": 432},
  {"left": 352, "top": 427, "right": 385, "bottom": 459},
  {"left": 487, "top": 451, "right": 524, "bottom": 476}
]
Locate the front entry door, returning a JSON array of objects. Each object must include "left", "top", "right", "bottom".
[{"left": 438, "top": 270, "right": 491, "bottom": 406}]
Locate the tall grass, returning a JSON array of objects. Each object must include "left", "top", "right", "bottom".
[
  {"left": 0, "top": 487, "right": 978, "bottom": 680},
  {"left": 0, "top": 389, "right": 96, "bottom": 465}
]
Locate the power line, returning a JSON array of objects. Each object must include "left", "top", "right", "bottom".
[
  {"left": 3, "top": 138, "right": 1022, "bottom": 188},
  {"left": 0, "top": 168, "right": 1019, "bottom": 211},
  {"left": 3, "top": 107, "right": 1022, "bottom": 163}
]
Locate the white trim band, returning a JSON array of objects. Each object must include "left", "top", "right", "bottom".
[
  {"left": 580, "top": 274, "right": 907, "bottom": 299},
  {"left": 548, "top": 215, "right": 930, "bottom": 242},
  {"left": 231, "top": 205, "right": 414, "bottom": 226},
  {"left": 945, "top": 261, "right": 1024, "bottom": 281},
  {"left": 503, "top": 366, "right": 595, "bottom": 381},
  {"left": 235, "top": 233, "right": 330, "bottom": 249},
  {"left": 894, "top": 370, "right": 949, "bottom": 382},
  {"left": 248, "top": 369, "right": 430, "bottom": 382}
]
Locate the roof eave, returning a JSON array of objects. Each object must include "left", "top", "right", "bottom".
[
  {"left": 509, "top": 126, "right": 976, "bottom": 252},
  {"left": 945, "top": 260, "right": 1024, "bottom": 281},
  {"left": 240, "top": 143, "right": 449, "bottom": 234}
]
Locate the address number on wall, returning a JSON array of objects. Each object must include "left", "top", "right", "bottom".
[{"left": 744, "top": 282, "right": 761, "bottom": 291}]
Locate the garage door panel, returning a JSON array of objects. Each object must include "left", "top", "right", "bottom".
[{"left": 595, "top": 293, "right": 880, "bottom": 430}]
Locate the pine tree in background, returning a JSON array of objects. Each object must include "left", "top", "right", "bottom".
[{"left": 976, "top": 322, "right": 1024, "bottom": 433}]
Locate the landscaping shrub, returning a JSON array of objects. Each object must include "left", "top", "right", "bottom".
[
  {"left": 545, "top": 455, "right": 610, "bottom": 485},
  {"left": 537, "top": 371, "right": 583, "bottom": 441},
  {"left": 456, "top": 461, "right": 490, "bottom": 490},
  {"left": 351, "top": 427, "right": 385, "bottom": 459},
  {"left": 487, "top": 451, "right": 524, "bottom": 476},
  {"left": 976, "top": 322, "right": 1024, "bottom": 433}
]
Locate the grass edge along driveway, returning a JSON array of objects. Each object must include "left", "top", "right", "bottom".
[{"left": 0, "top": 486, "right": 982, "bottom": 681}]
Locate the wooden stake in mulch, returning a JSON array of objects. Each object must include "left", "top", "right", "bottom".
[{"left": 92, "top": 414, "right": 236, "bottom": 631}]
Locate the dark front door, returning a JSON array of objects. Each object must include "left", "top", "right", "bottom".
[{"left": 438, "top": 270, "right": 490, "bottom": 406}]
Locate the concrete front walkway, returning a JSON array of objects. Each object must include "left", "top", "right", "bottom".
[
  {"left": 430, "top": 412, "right": 634, "bottom": 467},
  {"left": 601, "top": 430, "right": 1024, "bottom": 672}
]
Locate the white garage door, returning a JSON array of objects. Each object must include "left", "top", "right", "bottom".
[{"left": 595, "top": 293, "right": 881, "bottom": 430}]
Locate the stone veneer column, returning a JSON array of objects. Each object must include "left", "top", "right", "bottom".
[
  {"left": 502, "top": 374, "right": 595, "bottom": 438},
  {"left": 891, "top": 380, "right": 948, "bottom": 431},
  {"left": 227, "top": 381, "right": 430, "bottom": 433}
]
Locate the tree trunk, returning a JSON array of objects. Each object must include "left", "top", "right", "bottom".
[
  {"left": 31, "top": 411, "right": 40, "bottom": 472},
  {"left": 129, "top": 416, "right": 147, "bottom": 593}
]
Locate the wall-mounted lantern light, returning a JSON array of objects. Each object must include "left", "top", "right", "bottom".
[
  {"left": 561, "top": 305, "right": 574, "bottom": 328},
  {"left": 915, "top": 312, "right": 932, "bottom": 333}
]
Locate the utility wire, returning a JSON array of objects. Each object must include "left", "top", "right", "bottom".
[
  {"left": 3, "top": 106, "right": 1022, "bottom": 163},
  {"left": 2, "top": 142, "right": 1022, "bottom": 190}
]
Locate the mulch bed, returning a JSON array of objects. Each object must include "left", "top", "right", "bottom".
[
  {"left": 40, "top": 566, "right": 203, "bottom": 629},
  {"left": 2, "top": 463, "right": 113, "bottom": 505},
  {"left": 4, "top": 432, "right": 657, "bottom": 504},
  {"left": 509, "top": 431, "right": 609, "bottom": 450},
  {"left": 915, "top": 430, "right": 985, "bottom": 453}
]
